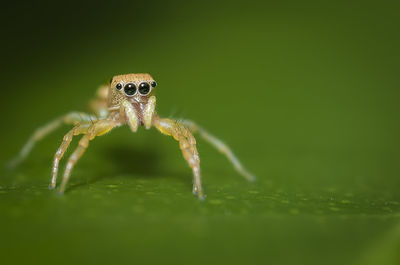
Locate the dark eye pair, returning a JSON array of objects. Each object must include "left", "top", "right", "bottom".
[{"left": 116, "top": 81, "right": 156, "bottom": 96}]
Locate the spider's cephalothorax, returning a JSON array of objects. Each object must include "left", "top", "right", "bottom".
[{"left": 10, "top": 73, "right": 255, "bottom": 200}]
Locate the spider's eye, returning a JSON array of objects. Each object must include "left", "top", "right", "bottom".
[
  {"left": 139, "top": 82, "right": 151, "bottom": 95},
  {"left": 151, "top": 81, "right": 157, "bottom": 88},
  {"left": 124, "top": 83, "right": 137, "bottom": 96},
  {"left": 116, "top": 83, "right": 122, "bottom": 90}
]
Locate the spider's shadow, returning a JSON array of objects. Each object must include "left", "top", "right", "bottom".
[
  {"left": 71, "top": 145, "right": 190, "bottom": 190},
  {"left": 104, "top": 146, "right": 164, "bottom": 177}
]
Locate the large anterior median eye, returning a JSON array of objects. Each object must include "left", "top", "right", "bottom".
[
  {"left": 139, "top": 82, "right": 150, "bottom": 95},
  {"left": 124, "top": 83, "right": 137, "bottom": 96}
]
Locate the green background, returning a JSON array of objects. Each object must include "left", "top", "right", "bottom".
[{"left": 1, "top": 1, "right": 399, "bottom": 264}]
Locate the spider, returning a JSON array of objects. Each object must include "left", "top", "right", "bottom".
[{"left": 10, "top": 73, "right": 255, "bottom": 200}]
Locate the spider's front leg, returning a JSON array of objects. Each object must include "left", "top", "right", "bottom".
[
  {"left": 50, "top": 123, "right": 91, "bottom": 190},
  {"left": 152, "top": 116, "right": 204, "bottom": 200},
  {"left": 51, "top": 119, "right": 116, "bottom": 194}
]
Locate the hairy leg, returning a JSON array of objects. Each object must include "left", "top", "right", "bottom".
[
  {"left": 153, "top": 117, "right": 204, "bottom": 200},
  {"left": 58, "top": 119, "right": 116, "bottom": 194},
  {"left": 9, "top": 112, "right": 97, "bottom": 168},
  {"left": 181, "top": 120, "right": 256, "bottom": 182},
  {"left": 50, "top": 123, "right": 91, "bottom": 190}
]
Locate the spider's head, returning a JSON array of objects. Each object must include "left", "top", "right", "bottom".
[{"left": 108, "top": 73, "right": 157, "bottom": 107}]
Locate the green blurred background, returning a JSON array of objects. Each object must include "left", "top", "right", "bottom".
[{"left": 1, "top": 1, "right": 399, "bottom": 264}]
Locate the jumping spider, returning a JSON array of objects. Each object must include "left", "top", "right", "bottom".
[{"left": 10, "top": 73, "right": 255, "bottom": 200}]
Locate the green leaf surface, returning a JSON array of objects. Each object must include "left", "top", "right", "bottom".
[{"left": 1, "top": 1, "right": 399, "bottom": 265}]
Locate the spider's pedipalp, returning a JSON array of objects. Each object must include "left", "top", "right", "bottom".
[
  {"left": 121, "top": 100, "right": 139, "bottom": 132},
  {"left": 143, "top": 95, "right": 156, "bottom": 129}
]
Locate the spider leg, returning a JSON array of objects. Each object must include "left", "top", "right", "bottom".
[
  {"left": 181, "top": 119, "right": 256, "bottom": 182},
  {"left": 8, "top": 112, "right": 97, "bottom": 168},
  {"left": 50, "top": 123, "right": 91, "bottom": 190},
  {"left": 153, "top": 116, "right": 204, "bottom": 200},
  {"left": 58, "top": 119, "right": 116, "bottom": 194}
]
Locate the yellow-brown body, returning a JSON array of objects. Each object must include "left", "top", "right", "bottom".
[{"left": 10, "top": 73, "right": 255, "bottom": 200}]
